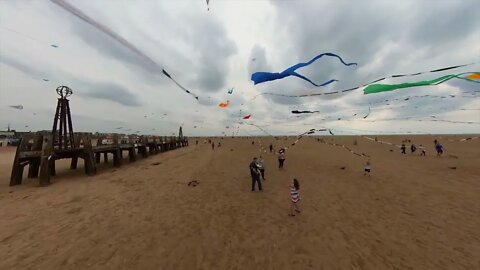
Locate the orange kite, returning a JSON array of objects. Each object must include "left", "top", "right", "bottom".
[
  {"left": 466, "top": 73, "right": 480, "bottom": 80},
  {"left": 218, "top": 100, "right": 230, "bottom": 108}
]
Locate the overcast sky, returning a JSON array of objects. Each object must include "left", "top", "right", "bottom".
[{"left": 0, "top": 0, "right": 479, "bottom": 136}]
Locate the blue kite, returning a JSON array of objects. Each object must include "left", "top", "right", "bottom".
[{"left": 250, "top": 52, "right": 357, "bottom": 86}]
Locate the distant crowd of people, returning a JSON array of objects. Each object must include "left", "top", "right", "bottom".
[
  {"left": 191, "top": 136, "right": 448, "bottom": 217},
  {"left": 400, "top": 139, "right": 443, "bottom": 156}
]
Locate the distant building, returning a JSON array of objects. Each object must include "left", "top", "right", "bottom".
[
  {"left": 0, "top": 130, "right": 15, "bottom": 138},
  {"left": 13, "top": 131, "right": 33, "bottom": 140},
  {"left": 0, "top": 130, "right": 17, "bottom": 147}
]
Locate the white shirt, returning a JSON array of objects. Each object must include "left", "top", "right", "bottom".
[{"left": 257, "top": 159, "right": 265, "bottom": 169}]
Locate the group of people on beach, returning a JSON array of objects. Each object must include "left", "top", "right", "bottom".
[
  {"left": 249, "top": 147, "right": 288, "bottom": 191},
  {"left": 400, "top": 143, "right": 425, "bottom": 155},
  {"left": 248, "top": 146, "right": 301, "bottom": 216},
  {"left": 400, "top": 139, "right": 443, "bottom": 156},
  {"left": 195, "top": 139, "right": 223, "bottom": 150}
]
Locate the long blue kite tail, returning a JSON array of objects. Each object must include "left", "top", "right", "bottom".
[
  {"left": 290, "top": 72, "right": 338, "bottom": 87},
  {"left": 251, "top": 52, "right": 356, "bottom": 86},
  {"left": 287, "top": 52, "right": 357, "bottom": 71}
]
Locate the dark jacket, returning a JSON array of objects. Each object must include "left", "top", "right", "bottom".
[{"left": 249, "top": 161, "right": 260, "bottom": 177}]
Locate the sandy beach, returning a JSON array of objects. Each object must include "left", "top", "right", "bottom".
[{"left": 0, "top": 135, "right": 479, "bottom": 269}]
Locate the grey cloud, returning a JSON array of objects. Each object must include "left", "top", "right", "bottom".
[
  {"left": 262, "top": 95, "right": 301, "bottom": 106},
  {"left": 0, "top": 54, "right": 48, "bottom": 79},
  {"left": 71, "top": 25, "right": 159, "bottom": 76},
  {"left": 192, "top": 22, "right": 237, "bottom": 92},
  {"left": 72, "top": 113, "right": 125, "bottom": 133},
  {"left": 447, "top": 79, "right": 480, "bottom": 93},
  {"left": 53, "top": 0, "right": 237, "bottom": 93},
  {"left": 196, "top": 61, "right": 226, "bottom": 92},
  {"left": 197, "top": 96, "right": 219, "bottom": 106},
  {"left": 406, "top": 2, "right": 480, "bottom": 52},
  {"left": 248, "top": 44, "right": 271, "bottom": 77},
  {"left": 227, "top": 94, "right": 247, "bottom": 109},
  {"left": 78, "top": 81, "right": 142, "bottom": 107},
  {"left": 56, "top": 7, "right": 164, "bottom": 87},
  {"left": 0, "top": 54, "right": 142, "bottom": 107},
  {"left": 272, "top": 1, "right": 396, "bottom": 69}
]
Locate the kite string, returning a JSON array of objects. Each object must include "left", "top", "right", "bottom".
[
  {"left": 0, "top": 26, "right": 59, "bottom": 47},
  {"left": 340, "top": 117, "right": 480, "bottom": 125},
  {"left": 315, "top": 137, "right": 370, "bottom": 158},
  {"left": 50, "top": 0, "right": 199, "bottom": 100}
]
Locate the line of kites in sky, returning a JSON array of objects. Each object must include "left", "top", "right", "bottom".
[
  {"left": 215, "top": 53, "right": 479, "bottom": 120},
  {"left": 4, "top": 0, "right": 480, "bottom": 134},
  {"left": 43, "top": 1, "right": 480, "bottom": 106}
]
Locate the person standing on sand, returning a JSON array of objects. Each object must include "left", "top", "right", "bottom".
[
  {"left": 257, "top": 156, "right": 266, "bottom": 181},
  {"left": 212, "top": 142, "right": 215, "bottom": 150},
  {"left": 250, "top": 157, "right": 262, "bottom": 191},
  {"left": 269, "top": 144, "right": 273, "bottom": 153},
  {"left": 278, "top": 148, "right": 286, "bottom": 169},
  {"left": 364, "top": 161, "right": 371, "bottom": 176},
  {"left": 411, "top": 144, "right": 417, "bottom": 154},
  {"left": 401, "top": 144, "right": 406, "bottom": 154},
  {"left": 419, "top": 145, "right": 426, "bottom": 156},
  {"left": 289, "top": 178, "right": 301, "bottom": 216},
  {"left": 435, "top": 142, "right": 444, "bottom": 156}
]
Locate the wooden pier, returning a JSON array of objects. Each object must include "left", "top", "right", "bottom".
[
  {"left": 9, "top": 85, "right": 188, "bottom": 186},
  {"left": 10, "top": 132, "right": 188, "bottom": 186}
]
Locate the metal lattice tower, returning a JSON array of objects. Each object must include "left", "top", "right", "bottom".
[
  {"left": 52, "top": 86, "right": 75, "bottom": 150},
  {"left": 178, "top": 126, "right": 183, "bottom": 138}
]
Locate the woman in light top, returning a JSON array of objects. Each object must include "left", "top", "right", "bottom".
[
  {"left": 289, "top": 178, "right": 301, "bottom": 216},
  {"left": 257, "top": 156, "right": 266, "bottom": 180},
  {"left": 278, "top": 148, "right": 286, "bottom": 169}
]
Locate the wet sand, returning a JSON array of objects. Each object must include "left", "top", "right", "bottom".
[{"left": 1, "top": 135, "right": 479, "bottom": 269}]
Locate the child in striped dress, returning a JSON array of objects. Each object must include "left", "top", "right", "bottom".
[{"left": 289, "top": 178, "right": 301, "bottom": 216}]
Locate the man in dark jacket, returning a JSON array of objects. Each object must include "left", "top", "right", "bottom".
[{"left": 249, "top": 157, "right": 262, "bottom": 191}]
